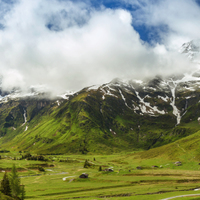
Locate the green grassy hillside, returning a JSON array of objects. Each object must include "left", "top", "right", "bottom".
[
  {"left": 0, "top": 79, "right": 200, "bottom": 154},
  {"left": 132, "top": 128, "right": 200, "bottom": 167}
]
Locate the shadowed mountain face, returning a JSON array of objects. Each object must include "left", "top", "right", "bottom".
[{"left": 0, "top": 41, "right": 200, "bottom": 154}]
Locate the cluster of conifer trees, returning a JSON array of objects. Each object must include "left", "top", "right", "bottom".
[{"left": 0, "top": 164, "right": 25, "bottom": 199}]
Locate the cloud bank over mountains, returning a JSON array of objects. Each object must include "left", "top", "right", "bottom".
[{"left": 0, "top": 0, "right": 198, "bottom": 94}]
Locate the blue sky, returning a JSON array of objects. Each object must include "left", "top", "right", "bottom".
[
  {"left": 49, "top": 0, "right": 171, "bottom": 44},
  {"left": 54, "top": 0, "right": 200, "bottom": 45},
  {"left": 0, "top": 0, "right": 199, "bottom": 93},
  {"left": 1, "top": 0, "right": 200, "bottom": 46},
  {"left": 2, "top": 0, "right": 200, "bottom": 45}
]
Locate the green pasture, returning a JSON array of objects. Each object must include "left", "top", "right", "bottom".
[{"left": 0, "top": 151, "right": 200, "bottom": 200}]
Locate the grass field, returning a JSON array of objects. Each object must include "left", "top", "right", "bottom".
[{"left": 1, "top": 151, "right": 200, "bottom": 200}]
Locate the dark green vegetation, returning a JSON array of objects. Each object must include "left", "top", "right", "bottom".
[
  {"left": 0, "top": 77, "right": 200, "bottom": 154},
  {"left": 1, "top": 172, "right": 11, "bottom": 197},
  {"left": 0, "top": 164, "right": 25, "bottom": 200}
]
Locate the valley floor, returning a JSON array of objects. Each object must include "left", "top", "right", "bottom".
[{"left": 1, "top": 152, "right": 200, "bottom": 200}]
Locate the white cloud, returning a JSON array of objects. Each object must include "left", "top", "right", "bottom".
[
  {"left": 1, "top": 69, "right": 25, "bottom": 91},
  {"left": 0, "top": 0, "right": 195, "bottom": 95},
  {"left": 125, "top": 0, "right": 200, "bottom": 49}
]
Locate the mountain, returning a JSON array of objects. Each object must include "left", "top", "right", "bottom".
[
  {"left": 180, "top": 39, "right": 200, "bottom": 62},
  {"left": 0, "top": 41, "right": 200, "bottom": 154}
]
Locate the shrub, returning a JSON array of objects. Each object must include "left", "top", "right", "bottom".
[{"left": 38, "top": 166, "right": 45, "bottom": 172}]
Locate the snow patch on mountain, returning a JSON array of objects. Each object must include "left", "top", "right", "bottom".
[
  {"left": 101, "top": 86, "right": 118, "bottom": 100},
  {"left": 56, "top": 100, "right": 60, "bottom": 106},
  {"left": 87, "top": 85, "right": 101, "bottom": 91},
  {"left": 180, "top": 39, "right": 200, "bottom": 62},
  {"left": 135, "top": 90, "right": 165, "bottom": 116},
  {"left": 21, "top": 109, "right": 27, "bottom": 126},
  {"left": 164, "top": 69, "right": 200, "bottom": 125},
  {"left": 57, "top": 91, "right": 77, "bottom": 100},
  {"left": 118, "top": 89, "right": 132, "bottom": 109},
  {"left": 134, "top": 80, "right": 143, "bottom": 84},
  {"left": 158, "top": 95, "right": 170, "bottom": 102},
  {"left": 21, "top": 108, "right": 28, "bottom": 131},
  {"left": 167, "top": 79, "right": 181, "bottom": 125},
  {"left": 24, "top": 126, "right": 28, "bottom": 131}
]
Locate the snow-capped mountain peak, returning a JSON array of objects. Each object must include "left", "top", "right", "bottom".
[{"left": 180, "top": 39, "right": 200, "bottom": 62}]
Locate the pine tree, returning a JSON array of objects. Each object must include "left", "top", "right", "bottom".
[
  {"left": 9, "top": 164, "right": 25, "bottom": 199},
  {"left": 98, "top": 166, "right": 102, "bottom": 171},
  {"left": 0, "top": 172, "right": 11, "bottom": 197},
  {"left": 83, "top": 160, "right": 88, "bottom": 168}
]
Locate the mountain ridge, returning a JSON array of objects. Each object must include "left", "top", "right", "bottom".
[{"left": 0, "top": 40, "right": 200, "bottom": 153}]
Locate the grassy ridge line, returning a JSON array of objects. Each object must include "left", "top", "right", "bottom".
[{"left": 134, "top": 129, "right": 200, "bottom": 161}]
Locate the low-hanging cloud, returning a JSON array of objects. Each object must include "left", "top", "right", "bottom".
[{"left": 0, "top": 0, "right": 195, "bottom": 95}]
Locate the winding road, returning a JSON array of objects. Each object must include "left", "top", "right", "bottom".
[{"left": 161, "top": 193, "right": 200, "bottom": 200}]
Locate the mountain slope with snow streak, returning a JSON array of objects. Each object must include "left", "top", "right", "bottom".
[
  {"left": 0, "top": 71, "right": 200, "bottom": 153},
  {"left": 0, "top": 40, "right": 200, "bottom": 153}
]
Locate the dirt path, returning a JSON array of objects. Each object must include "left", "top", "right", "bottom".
[
  {"left": 161, "top": 193, "right": 200, "bottom": 200},
  {"left": 176, "top": 143, "right": 186, "bottom": 153}
]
